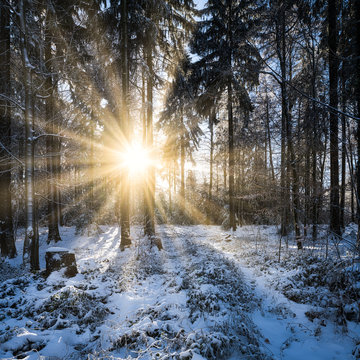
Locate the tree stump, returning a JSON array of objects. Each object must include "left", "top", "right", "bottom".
[
  {"left": 151, "top": 237, "right": 163, "bottom": 251},
  {"left": 45, "top": 247, "right": 77, "bottom": 277}
]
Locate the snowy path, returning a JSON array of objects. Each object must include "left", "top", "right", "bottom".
[
  {"left": 189, "top": 225, "right": 360, "bottom": 360},
  {"left": 100, "top": 225, "right": 269, "bottom": 359},
  {"left": 1, "top": 225, "right": 360, "bottom": 359}
]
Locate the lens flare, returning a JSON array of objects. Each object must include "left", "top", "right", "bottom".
[{"left": 118, "top": 143, "right": 152, "bottom": 177}]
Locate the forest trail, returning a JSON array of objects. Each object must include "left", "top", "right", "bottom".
[{"left": 102, "top": 225, "right": 268, "bottom": 359}]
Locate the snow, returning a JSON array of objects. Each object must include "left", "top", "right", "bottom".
[
  {"left": 0, "top": 224, "right": 360, "bottom": 359},
  {"left": 46, "top": 246, "right": 73, "bottom": 252}
]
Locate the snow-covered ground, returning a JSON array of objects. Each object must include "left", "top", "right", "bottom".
[{"left": 1, "top": 224, "right": 360, "bottom": 359}]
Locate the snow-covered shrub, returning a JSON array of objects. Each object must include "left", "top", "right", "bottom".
[{"left": 35, "top": 286, "right": 109, "bottom": 330}]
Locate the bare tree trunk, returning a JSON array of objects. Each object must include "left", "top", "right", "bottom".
[
  {"left": 0, "top": 1, "right": 16, "bottom": 258},
  {"left": 56, "top": 137, "right": 62, "bottom": 226},
  {"left": 340, "top": 77, "right": 346, "bottom": 230},
  {"left": 287, "top": 106, "right": 302, "bottom": 247},
  {"left": 144, "top": 35, "right": 155, "bottom": 237},
  {"left": 228, "top": 79, "right": 236, "bottom": 231},
  {"left": 276, "top": 5, "right": 289, "bottom": 237},
  {"left": 168, "top": 167, "right": 172, "bottom": 214},
  {"left": 180, "top": 132, "right": 185, "bottom": 204},
  {"left": 223, "top": 154, "right": 227, "bottom": 190},
  {"left": 287, "top": 57, "right": 302, "bottom": 248},
  {"left": 328, "top": 0, "right": 340, "bottom": 236},
  {"left": 311, "top": 140, "right": 318, "bottom": 241},
  {"left": 20, "top": 0, "right": 38, "bottom": 269},
  {"left": 320, "top": 127, "right": 329, "bottom": 223},
  {"left": 355, "top": 0, "right": 360, "bottom": 245},
  {"left": 227, "top": 0, "right": 236, "bottom": 231},
  {"left": 90, "top": 116, "right": 95, "bottom": 212},
  {"left": 265, "top": 92, "right": 275, "bottom": 181},
  {"left": 304, "top": 108, "right": 310, "bottom": 239},
  {"left": 216, "top": 163, "right": 219, "bottom": 196},
  {"left": 31, "top": 92, "right": 39, "bottom": 270},
  {"left": 120, "top": 0, "right": 131, "bottom": 248},
  {"left": 209, "top": 111, "right": 215, "bottom": 200},
  {"left": 310, "top": 40, "right": 319, "bottom": 242},
  {"left": 348, "top": 126, "right": 355, "bottom": 222},
  {"left": 45, "top": 14, "right": 61, "bottom": 243}
]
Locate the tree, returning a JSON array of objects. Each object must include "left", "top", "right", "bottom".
[
  {"left": 45, "top": 2, "right": 62, "bottom": 244},
  {"left": 136, "top": 0, "right": 195, "bottom": 236},
  {"left": 356, "top": 0, "right": 360, "bottom": 244},
  {"left": 328, "top": 0, "right": 340, "bottom": 236},
  {"left": 160, "top": 56, "right": 202, "bottom": 215},
  {"left": 191, "top": 0, "right": 261, "bottom": 231},
  {"left": 19, "top": 0, "right": 39, "bottom": 269},
  {"left": 0, "top": 1, "right": 16, "bottom": 258},
  {"left": 120, "top": 0, "right": 131, "bottom": 249}
]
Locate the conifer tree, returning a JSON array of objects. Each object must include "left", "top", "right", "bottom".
[
  {"left": 191, "top": 0, "right": 261, "bottom": 231},
  {"left": 0, "top": 1, "right": 16, "bottom": 258},
  {"left": 160, "top": 56, "right": 202, "bottom": 213}
]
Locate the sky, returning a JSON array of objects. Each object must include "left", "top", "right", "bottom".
[{"left": 194, "top": 0, "right": 206, "bottom": 11}]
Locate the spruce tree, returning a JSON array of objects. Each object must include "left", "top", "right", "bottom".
[
  {"left": 0, "top": 1, "right": 16, "bottom": 258},
  {"left": 191, "top": 0, "right": 262, "bottom": 231}
]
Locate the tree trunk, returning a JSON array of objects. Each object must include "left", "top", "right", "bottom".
[
  {"left": 216, "top": 163, "right": 219, "bottom": 196},
  {"left": 328, "top": 0, "right": 340, "bottom": 236},
  {"left": 20, "top": 0, "right": 38, "bottom": 269},
  {"left": 228, "top": 80, "right": 236, "bottom": 231},
  {"left": 311, "top": 41, "right": 318, "bottom": 242},
  {"left": 144, "top": 34, "right": 155, "bottom": 237},
  {"left": 120, "top": 0, "right": 131, "bottom": 248},
  {"left": 286, "top": 53, "right": 302, "bottom": 248},
  {"left": 340, "top": 76, "right": 346, "bottom": 230},
  {"left": 56, "top": 137, "right": 62, "bottom": 226},
  {"left": 265, "top": 93, "right": 275, "bottom": 181},
  {"left": 276, "top": 5, "right": 289, "bottom": 237},
  {"left": 168, "top": 166, "right": 172, "bottom": 214},
  {"left": 349, "top": 127, "right": 355, "bottom": 222},
  {"left": 209, "top": 111, "right": 215, "bottom": 199},
  {"left": 45, "top": 15, "right": 61, "bottom": 244},
  {"left": 287, "top": 107, "right": 302, "bottom": 248},
  {"left": 90, "top": 115, "right": 95, "bottom": 212},
  {"left": 180, "top": 132, "right": 185, "bottom": 204},
  {"left": 356, "top": 0, "right": 360, "bottom": 245},
  {"left": 223, "top": 155, "right": 227, "bottom": 190},
  {"left": 304, "top": 102, "right": 311, "bottom": 238},
  {"left": 227, "top": 0, "right": 236, "bottom": 231},
  {"left": 320, "top": 127, "right": 329, "bottom": 223},
  {"left": 0, "top": 1, "right": 16, "bottom": 258},
  {"left": 31, "top": 93, "right": 39, "bottom": 270}
]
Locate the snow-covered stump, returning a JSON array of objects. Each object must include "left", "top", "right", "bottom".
[{"left": 45, "top": 247, "right": 77, "bottom": 277}]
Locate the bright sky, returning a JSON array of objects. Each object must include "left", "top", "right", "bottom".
[{"left": 194, "top": 0, "right": 206, "bottom": 10}]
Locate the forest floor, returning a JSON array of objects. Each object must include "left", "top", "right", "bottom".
[{"left": 1, "top": 224, "right": 360, "bottom": 359}]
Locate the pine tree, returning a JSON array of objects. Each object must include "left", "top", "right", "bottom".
[
  {"left": 160, "top": 56, "right": 202, "bottom": 214},
  {"left": 45, "top": 1, "right": 62, "bottom": 244},
  {"left": 191, "top": 0, "right": 261, "bottom": 231},
  {"left": 19, "top": 0, "right": 39, "bottom": 270},
  {"left": 328, "top": 0, "right": 340, "bottom": 237},
  {"left": 355, "top": 0, "right": 360, "bottom": 244},
  {"left": 137, "top": 0, "right": 195, "bottom": 236},
  {"left": 120, "top": 0, "right": 131, "bottom": 249},
  {"left": 0, "top": 1, "right": 16, "bottom": 258}
]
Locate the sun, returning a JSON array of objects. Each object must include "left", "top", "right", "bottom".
[{"left": 118, "top": 142, "right": 153, "bottom": 177}]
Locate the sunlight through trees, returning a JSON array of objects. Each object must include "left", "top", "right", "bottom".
[{"left": 0, "top": 0, "right": 359, "bottom": 269}]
